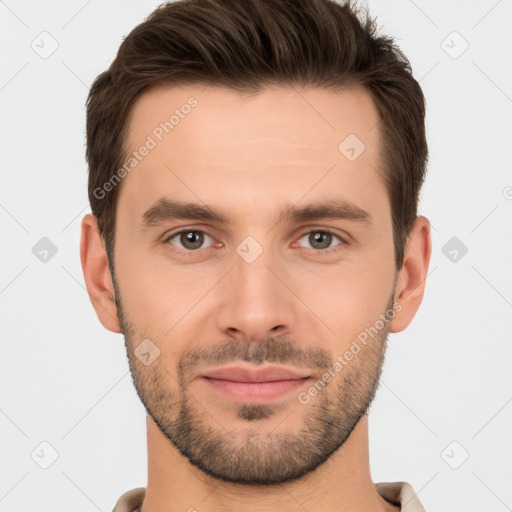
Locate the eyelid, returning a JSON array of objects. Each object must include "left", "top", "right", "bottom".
[
  {"left": 163, "top": 228, "right": 217, "bottom": 250},
  {"left": 163, "top": 226, "right": 349, "bottom": 254},
  {"left": 294, "top": 228, "right": 348, "bottom": 253}
]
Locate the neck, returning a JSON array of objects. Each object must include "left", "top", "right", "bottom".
[{"left": 140, "top": 414, "right": 399, "bottom": 512}]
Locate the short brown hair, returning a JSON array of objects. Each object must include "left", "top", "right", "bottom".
[{"left": 86, "top": 0, "right": 428, "bottom": 270}]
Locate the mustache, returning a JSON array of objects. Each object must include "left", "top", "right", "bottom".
[{"left": 177, "top": 337, "right": 332, "bottom": 377}]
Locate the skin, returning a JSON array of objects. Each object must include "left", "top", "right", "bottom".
[{"left": 80, "top": 84, "right": 431, "bottom": 512}]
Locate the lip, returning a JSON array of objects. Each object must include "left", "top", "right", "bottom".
[
  {"left": 199, "top": 364, "right": 313, "bottom": 403},
  {"left": 201, "top": 364, "right": 311, "bottom": 383},
  {"left": 202, "top": 377, "right": 311, "bottom": 403}
]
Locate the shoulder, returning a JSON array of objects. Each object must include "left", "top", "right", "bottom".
[{"left": 111, "top": 487, "right": 146, "bottom": 512}]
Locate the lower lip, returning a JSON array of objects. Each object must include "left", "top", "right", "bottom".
[{"left": 202, "top": 377, "right": 311, "bottom": 403}]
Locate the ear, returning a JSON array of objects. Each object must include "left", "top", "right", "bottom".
[
  {"left": 389, "top": 215, "right": 432, "bottom": 333},
  {"left": 80, "top": 213, "right": 121, "bottom": 333}
]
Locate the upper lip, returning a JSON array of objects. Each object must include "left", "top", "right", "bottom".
[{"left": 201, "top": 364, "right": 311, "bottom": 383}]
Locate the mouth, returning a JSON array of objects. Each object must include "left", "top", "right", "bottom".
[{"left": 199, "top": 364, "right": 313, "bottom": 403}]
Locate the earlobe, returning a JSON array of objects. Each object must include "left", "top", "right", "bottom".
[
  {"left": 389, "top": 215, "right": 432, "bottom": 333},
  {"left": 80, "top": 213, "right": 122, "bottom": 333}
]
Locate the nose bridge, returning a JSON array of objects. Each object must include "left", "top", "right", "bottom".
[{"left": 215, "top": 236, "right": 296, "bottom": 339}]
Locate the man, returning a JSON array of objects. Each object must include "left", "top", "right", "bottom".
[{"left": 80, "top": 0, "right": 431, "bottom": 510}]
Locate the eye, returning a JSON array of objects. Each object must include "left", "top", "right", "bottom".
[
  {"left": 165, "top": 229, "right": 215, "bottom": 251},
  {"left": 295, "top": 230, "right": 346, "bottom": 253}
]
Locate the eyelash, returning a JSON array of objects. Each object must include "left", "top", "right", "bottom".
[{"left": 163, "top": 228, "right": 348, "bottom": 256}]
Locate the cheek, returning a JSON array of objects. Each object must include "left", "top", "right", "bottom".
[
  {"left": 114, "top": 247, "right": 216, "bottom": 333},
  {"left": 288, "top": 251, "right": 395, "bottom": 341},
  {"left": 114, "top": 215, "right": 396, "bottom": 342}
]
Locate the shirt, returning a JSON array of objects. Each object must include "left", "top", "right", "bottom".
[{"left": 112, "top": 481, "right": 426, "bottom": 512}]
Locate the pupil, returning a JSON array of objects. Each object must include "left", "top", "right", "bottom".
[
  {"left": 311, "top": 231, "right": 331, "bottom": 249},
  {"left": 182, "top": 231, "right": 203, "bottom": 249}
]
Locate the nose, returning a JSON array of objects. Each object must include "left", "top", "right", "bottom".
[{"left": 214, "top": 244, "right": 297, "bottom": 342}]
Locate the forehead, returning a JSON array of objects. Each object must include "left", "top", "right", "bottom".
[
  {"left": 119, "top": 84, "right": 385, "bottom": 225},
  {"left": 125, "top": 84, "right": 381, "bottom": 158}
]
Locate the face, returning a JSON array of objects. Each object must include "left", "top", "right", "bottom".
[{"left": 111, "top": 85, "right": 399, "bottom": 484}]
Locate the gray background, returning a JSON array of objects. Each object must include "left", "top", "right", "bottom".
[{"left": 0, "top": 0, "right": 511, "bottom": 511}]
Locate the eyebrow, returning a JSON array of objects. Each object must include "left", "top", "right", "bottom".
[{"left": 139, "top": 197, "right": 372, "bottom": 228}]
